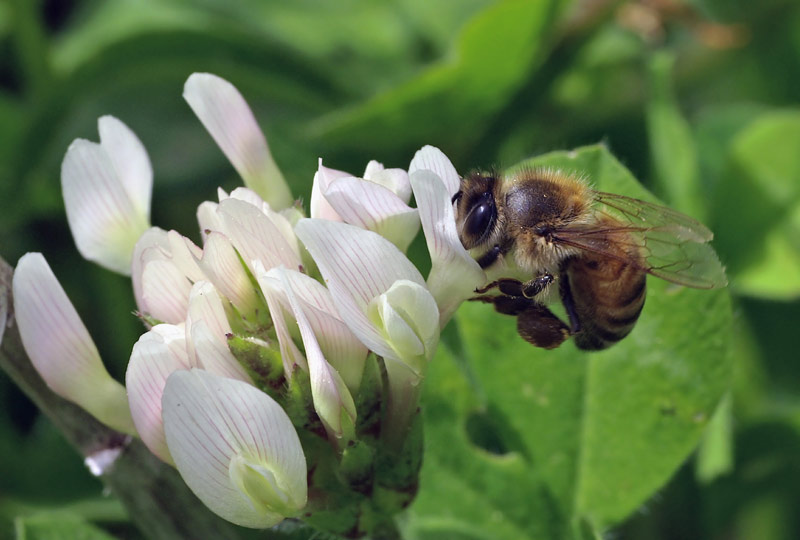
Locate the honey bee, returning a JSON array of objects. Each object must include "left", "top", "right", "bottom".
[{"left": 453, "top": 168, "right": 727, "bottom": 350}]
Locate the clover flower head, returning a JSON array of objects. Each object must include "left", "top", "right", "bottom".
[{"left": 12, "top": 72, "right": 485, "bottom": 535}]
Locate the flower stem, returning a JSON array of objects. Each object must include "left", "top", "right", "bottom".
[{"left": 0, "top": 257, "right": 242, "bottom": 540}]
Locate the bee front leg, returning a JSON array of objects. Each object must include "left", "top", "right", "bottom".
[
  {"left": 521, "top": 273, "right": 554, "bottom": 298},
  {"left": 516, "top": 305, "right": 571, "bottom": 349}
]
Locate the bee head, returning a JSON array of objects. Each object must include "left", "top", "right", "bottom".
[{"left": 454, "top": 173, "right": 501, "bottom": 250}]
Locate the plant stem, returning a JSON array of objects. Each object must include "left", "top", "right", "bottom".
[{"left": 0, "top": 256, "right": 242, "bottom": 540}]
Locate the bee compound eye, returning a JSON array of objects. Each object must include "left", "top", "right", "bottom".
[{"left": 464, "top": 193, "right": 496, "bottom": 241}]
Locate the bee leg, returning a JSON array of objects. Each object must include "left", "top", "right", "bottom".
[
  {"left": 517, "top": 305, "right": 571, "bottom": 349},
  {"left": 469, "top": 293, "right": 532, "bottom": 316},
  {"left": 521, "top": 273, "right": 554, "bottom": 298},
  {"left": 476, "top": 244, "right": 502, "bottom": 269},
  {"left": 558, "top": 273, "right": 581, "bottom": 334},
  {"left": 475, "top": 278, "right": 523, "bottom": 295}
]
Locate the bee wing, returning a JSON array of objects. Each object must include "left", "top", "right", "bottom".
[{"left": 552, "top": 192, "right": 728, "bottom": 289}]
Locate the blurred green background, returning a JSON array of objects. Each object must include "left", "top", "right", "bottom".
[{"left": 1, "top": 0, "right": 799, "bottom": 538}]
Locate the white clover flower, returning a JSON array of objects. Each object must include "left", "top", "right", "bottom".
[
  {"left": 162, "top": 369, "right": 307, "bottom": 528},
  {"left": 12, "top": 253, "right": 135, "bottom": 435},
  {"left": 12, "top": 70, "right": 495, "bottom": 534},
  {"left": 310, "top": 159, "right": 419, "bottom": 252},
  {"left": 294, "top": 219, "right": 440, "bottom": 440},
  {"left": 61, "top": 116, "right": 152, "bottom": 275}
]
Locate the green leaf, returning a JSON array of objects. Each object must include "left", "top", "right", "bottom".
[
  {"left": 711, "top": 110, "right": 800, "bottom": 299},
  {"left": 695, "top": 392, "right": 734, "bottom": 483},
  {"left": 645, "top": 52, "right": 705, "bottom": 220},
  {"left": 312, "top": 0, "right": 563, "bottom": 159},
  {"left": 14, "top": 511, "right": 117, "bottom": 540},
  {"left": 409, "top": 145, "right": 732, "bottom": 538}
]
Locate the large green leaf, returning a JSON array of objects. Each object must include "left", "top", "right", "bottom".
[
  {"left": 711, "top": 110, "right": 800, "bottom": 299},
  {"left": 311, "top": 0, "right": 565, "bottom": 160},
  {"left": 407, "top": 145, "right": 732, "bottom": 539}
]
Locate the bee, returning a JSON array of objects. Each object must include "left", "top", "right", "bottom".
[{"left": 453, "top": 168, "right": 727, "bottom": 350}]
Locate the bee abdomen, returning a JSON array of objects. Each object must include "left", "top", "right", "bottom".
[{"left": 564, "top": 256, "right": 646, "bottom": 351}]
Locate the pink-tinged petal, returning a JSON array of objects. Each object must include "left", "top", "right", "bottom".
[
  {"left": 61, "top": 136, "right": 151, "bottom": 275},
  {"left": 225, "top": 186, "right": 266, "bottom": 208},
  {"left": 294, "top": 219, "right": 424, "bottom": 362},
  {"left": 197, "top": 232, "right": 259, "bottom": 320},
  {"left": 166, "top": 231, "right": 205, "bottom": 283},
  {"left": 185, "top": 282, "right": 250, "bottom": 382},
  {"left": 197, "top": 201, "right": 223, "bottom": 242},
  {"left": 217, "top": 198, "right": 302, "bottom": 274},
  {"left": 97, "top": 116, "right": 152, "bottom": 217},
  {"left": 132, "top": 227, "right": 170, "bottom": 312},
  {"left": 183, "top": 73, "right": 292, "bottom": 210},
  {"left": 257, "top": 274, "right": 306, "bottom": 378},
  {"left": 140, "top": 255, "right": 193, "bottom": 324},
  {"left": 410, "top": 169, "right": 485, "bottom": 324},
  {"left": 363, "top": 160, "right": 412, "bottom": 203},
  {"left": 409, "top": 145, "right": 461, "bottom": 198},
  {"left": 309, "top": 159, "right": 349, "bottom": 221},
  {"left": 126, "top": 324, "right": 190, "bottom": 463},
  {"left": 12, "top": 253, "right": 135, "bottom": 434},
  {"left": 262, "top": 268, "right": 367, "bottom": 393},
  {"left": 189, "top": 320, "right": 250, "bottom": 382},
  {"left": 278, "top": 269, "right": 356, "bottom": 440},
  {"left": 162, "top": 369, "right": 307, "bottom": 528},
  {"left": 324, "top": 177, "right": 420, "bottom": 253}
]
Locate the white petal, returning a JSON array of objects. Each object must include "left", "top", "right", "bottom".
[
  {"left": 294, "top": 219, "right": 424, "bottom": 362},
  {"left": 324, "top": 177, "right": 420, "bottom": 252},
  {"left": 189, "top": 320, "right": 250, "bottom": 382},
  {"left": 217, "top": 198, "right": 302, "bottom": 274},
  {"left": 256, "top": 270, "right": 306, "bottom": 377},
  {"left": 410, "top": 169, "right": 485, "bottom": 324},
  {"left": 408, "top": 145, "right": 461, "bottom": 198},
  {"left": 98, "top": 116, "right": 152, "bottom": 217},
  {"left": 278, "top": 269, "right": 356, "bottom": 439},
  {"left": 140, "top": 254, "right": 193, "bottom": 324},
  {"left": 132, "top": 227, "right": 170, "bottom": 313},
  {"left": 126, "top": 324, "right": 190, "bottom": 463},
  {"left": 197, "top": 201, "right": 223, "bottom": 242},
  {"left": 262, "top": 268, "right": 367, "bottom": 392},
  {"left": 61, "top": 138, "right": 151, "bottom": 275},
  {"left": 162, "top": 369, "right": 307, "bottom": 528},
  {"left": 167, "top": 231, "right": 206, "bottom": 283},
  {"left": 309, "top": 159, "right": 349, "bottom": 221},
  {"left": 12, "top": 253, "right": 135, "bottom": 434},
  {"left": 374, "top": 279, "right": 440, "bottom": 373},
  {"left": 197, "top": 232, "right": 259, "bottom": 320},
  {"left": 364, "top": 161, "right": 412, "bottom": 203},
  {"left": 185, "top": 282, "right": 250, "bottom": 382},
  {"left": 183, "top": 73, "right": 292, "bottom": 210}
]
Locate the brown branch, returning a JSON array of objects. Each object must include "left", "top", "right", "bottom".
[{"left": 0, "top": 255, "right": 242, "bottom": 540}]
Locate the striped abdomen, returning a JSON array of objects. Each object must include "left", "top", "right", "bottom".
[{"left": 561, "top": 249, "right": 646, "bottom": 351}]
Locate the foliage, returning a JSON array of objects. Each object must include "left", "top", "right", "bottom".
[{"left": 1, "top": 0, "right": 798, "bottom": 538}]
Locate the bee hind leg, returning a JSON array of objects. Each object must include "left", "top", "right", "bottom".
[
  {"left": 517, "top": 305, "right": 571, "bottom": 349},
  {"left": 469, "top": 294, "right": 532, "bottom": 316}
]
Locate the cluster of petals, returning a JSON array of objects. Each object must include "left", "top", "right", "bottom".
[{"left": 11, "top": 72, "right": 487, "bottom": 528}]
